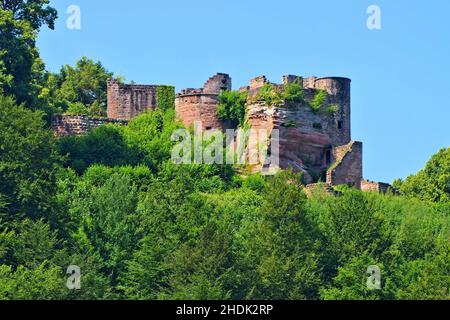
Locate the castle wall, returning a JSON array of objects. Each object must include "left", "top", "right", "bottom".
[
  {"left": 327, "top": 141, "right": 363, "bottom": 189},
  {"left": 175, "top": 94, "right": 223, "bottom": 130},
  {"left": 52, "top": 115, "right": 128, "bottom": 137},
  {"left": 107, "top": 78, "right": 160, "bottom": 120},
  {"left": 246, "top": 101, "right": 333, "bottom": 182},
  {"left": 52, "top": 73, "right": 387, "bottom": 193},
  {"left": 314, "top": 77, "right": 351, "bottom": 145},
  {"left": 203, "top": 73, "right": 232, "bottom": 94},
  {"left": 175, "top": 73, "right": 231, "bottom": 130},
  {"left": 241, "top": 75, "right": 354, "bottom": 183},
  {"left": 361, "top": 179, "right": 391, "bottom": 193}
]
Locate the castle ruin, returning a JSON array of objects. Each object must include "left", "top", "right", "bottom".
[
  {"left": 52, "top": 72, "right": 389, "bottom": 191},
  {"left": 173, "top": 73, "right": 362, "bottom": 188}
]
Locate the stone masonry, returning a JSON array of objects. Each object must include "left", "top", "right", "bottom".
[
  {"left": 361, "top": 179, "right": 391, "bottom": 193},
  {"left": 175, "top": 73, "right": 231, "bottom": 130},
  {"left": 52, "top": 72, "right": 389, "bottom": 190},
  {"left": 107, "top": 78, "right": 163, "bottom": 120},
  {"left": 52, "top": 115, "right": 128, "bottom": 136},
  {"left": 241, "top": 75, "right": 358, "bottom": 186}
]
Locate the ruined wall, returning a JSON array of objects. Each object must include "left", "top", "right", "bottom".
[
  {"left": 107, "top": 78, "right": 161, "bottom": 120},
  {"left": 361, "top": 179, "right": 391, "bottom": 193},
  {"left": 203, "top": 73, "right": 232, "bottom": 94},
  {"left": 327, "top": 141, "right": 363, "bottom": 189},
  {"left": 175, "top": 73, "right": 231, "bottom": 130},
  {"left": 243, "top": 75, "right": 352, "bottom": 183},
  {"left": 246, "top": 102, "right": 330, "bottom": 182},
  {"left": 175, "top": 93, "right": 223, "bottom": 130},
  {"left": 52, "top": 115, "right": 128, "bottom": 137},
  {"left": 52, "top": 72, "right": 386, "bottom": 192},
  {"left": 314, "top": 77, "right": 351, "bottom": 146}
]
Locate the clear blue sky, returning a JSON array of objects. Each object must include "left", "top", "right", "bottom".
[{"left": 37, "top": 0, "right": 450, "bottom": 183}]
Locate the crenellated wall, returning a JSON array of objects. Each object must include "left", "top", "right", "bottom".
[
  {"left": 203, "top": 73, "right": 232, "bottom": 94},
  {"left": 175, "top": 73, "right": 231, "bottom": 130},
  {"left": 51, "top": 72, "right": 388, "bottom": 192}
]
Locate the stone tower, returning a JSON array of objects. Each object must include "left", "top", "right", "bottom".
[
  {"left": 107, "top": 78, "right": 162, "bottom": 120},
  {"left": 175, "top": 73, "right": 232, "bottom": 130},
  {"left": 174, "top": 73, "right": 362, "bottom": 188}
]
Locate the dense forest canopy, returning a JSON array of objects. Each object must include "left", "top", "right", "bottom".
[{"left": 0, "top": 2, "right": 448, "bottom": 300}]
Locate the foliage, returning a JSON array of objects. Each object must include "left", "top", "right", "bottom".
[
  {"left": 0, "top": 2, "right": 448, "bottom": 300},
  {"left": 395, "top": 148, "right": 450, "bottom": 203},
  {"left": 0, "top": 9, "right": 44, "bottom": 108},
  {"left": 325, "top": 104, "right": 339, "bottom": 115},
  {"left": 0, "top": 96, "right": 61, "bottom": 222},
  {"left": 283, "top": 77, "right": 305, "bottom": 103},
  {"left": 1, "top": 113, "right": 449, "bottom": 300},
  {"left": 0, "top": 0, "right": 57, "bottom": 30},
  {"left": 156, "top": 85, "right": 175, "bottom": 110},
  {"left": 58, "top": 125, "right": 139, "bottom": 174},
  {"left": 217, "top": 90, "right": 248, "bottom": 128},
  {"left": 309, "top": 90, "right": 339, "bottom": 115},
  {"left": 50, "top": 57, "right": 113, "bottom": 117},
  {"left": 236, "top": 171, "right": 324, "bottom": 299},
  {"left": 254, "top": 84, "right": 283, "bottom": 107},
  {"left": 121, "top": 108, "right": 184, "bottom": 171},
  {"left": 310, "top": 89, "right": 327, "bottom": 112},
  {"left": 64, "top": 102, "right": 91, "bottom": 115},
  {"left": 252, "top": 81, "right": 337, "bottom": 116}
]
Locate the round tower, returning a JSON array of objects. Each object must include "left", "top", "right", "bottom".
[{"left": 314, "top": 77, "right": 351, "bottom": 145}]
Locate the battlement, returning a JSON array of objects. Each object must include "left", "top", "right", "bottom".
[
  {"left": 175, "top": 73, "right": 233, "bottom": 130},
  {"left": 249, "top": 75, "right": 269, "bottom": 89},
  {"left": 51, "top": 72, "right": 387, "bottom": 192},
  {"left": 203, "top": 73, "right": 232, "bottom": 94}
]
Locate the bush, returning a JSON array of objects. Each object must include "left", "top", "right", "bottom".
[
  {"left": 254, "top": 84, "right": 283, "bottom": 107},
  {"left": 156, "top": 85, "right": 175, "bottom": 110},
  {"left": 283, "top": 77, "right": 305, "bottom": 103},
  {"left": 217, "top": 90, "right": 248, "bottom": 128},
  {"left": 310, "top": 89, "right": 328, "bottom": 112},
  {"left": 58, "top": 125, "right": 139, "bottom": 174}
]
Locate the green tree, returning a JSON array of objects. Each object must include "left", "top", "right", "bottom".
[
  {"left": 393, "top": 253, "right": 449, "bottom": 300},
  {"left": 397, "top": 148, "right": 450, "bottom": 203},
  {"left": 0, "top": 219, "right": 67, "bottom": 300},
  {"left": 321, "top": 253, "right": 387, "bottom": 300},
  {"left": 0, "top": 0, "right": 57, "bottom": 30},
  {"left": 52, "top": 57, "right": 113, "bottom": 117},
  {"left": 0, "top": 96, "right": 61, "bottom": 222},
  {"left": 236, "top": 171, "right": 324, "bottom": 299},
  {"left": 283, "top": 77, "right": 305, "bottom": 103},
  {"left": 0, "top": 9, "right": 45, "bottom": 107},
  {"left": 58, "top": 124, "right": 139, "bottom": 174},
  {"left": 320, "top": 189, "right": 389, "bottom": 264},
  {"left": 68, "top": 173, "right": 141, "bottom": 289},
  {"left": 0, "top": 263, "right": 63, "bottom": 300},
  {"left": 217, "top": 90, "right": 248, "bottom": 128}
]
